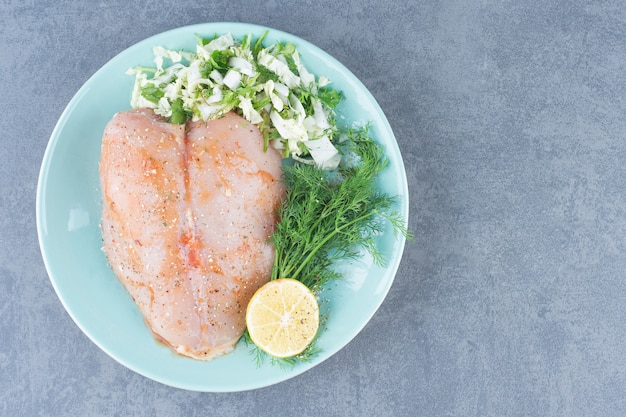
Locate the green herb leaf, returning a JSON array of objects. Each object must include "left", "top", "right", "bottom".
[
  {"left": 170, "top": 98, "right": 187, "bottom": 124},
  {"left": 318, "top": 87, "right": 344, "bottom": 109},
  {"left": 210, "top": 49, "right": 234, "bottom": 72},
  {"left": 140, "top": 84, "right": 164, "bottom": 104},
  {"left": 252, "top": 30, "right": 269, "bottom": 56}
]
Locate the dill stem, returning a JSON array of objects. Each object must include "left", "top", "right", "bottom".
[
  {"left": 290, "top": 210, "right": 378, "bottom": 281},
  {"left": 271, "top": 245, "right": 280, "bottom": 280}
]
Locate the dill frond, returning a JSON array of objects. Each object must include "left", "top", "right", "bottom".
[{"left": 252, "top": 126, "right": 410, "bottom": 366}]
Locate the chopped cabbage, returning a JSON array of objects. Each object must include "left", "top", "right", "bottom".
[{"left": 127, "top": 32, "right": 344, "bottom": 169}]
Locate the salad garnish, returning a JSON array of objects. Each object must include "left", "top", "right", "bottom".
[{"left": 127, "top": 31, "right": 344, "bottom": 169}]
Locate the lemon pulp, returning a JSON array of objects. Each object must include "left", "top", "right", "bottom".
[{"left": 246, "top": 278, "right": 319, "bottom": 358}]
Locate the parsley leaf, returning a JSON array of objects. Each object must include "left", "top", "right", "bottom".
[
  {"left": 140, "top": 84, "right": 164, "bottom": 104},
  {"left": 170, "top": 98, "right": 187, "bottom": 124}
]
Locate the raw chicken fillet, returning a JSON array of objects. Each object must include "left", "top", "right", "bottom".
[{"left": 100, "top": 109, "right": 284, "bottom": 360}]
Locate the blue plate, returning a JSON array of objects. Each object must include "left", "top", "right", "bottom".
[{"left": 36, "top": 22, "right": 408, "bottom": 392}]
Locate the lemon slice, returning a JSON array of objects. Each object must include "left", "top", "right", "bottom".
[{"left": 246, "top": 278, "right": 319, "bottom": 358}]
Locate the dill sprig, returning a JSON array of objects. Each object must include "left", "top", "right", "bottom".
[
  {"left": 253, "top": 126, "right": 410, "bottom": 365},
  {"left": 242, "top": 329, "right": 322, "bottom": 368},
  {"left": 271, "top": 126, "right": 410, "bottom": 290}
]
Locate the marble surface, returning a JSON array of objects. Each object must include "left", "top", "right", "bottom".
[{"left": 3, "top": 0, "right": 626, "bottom": 416}]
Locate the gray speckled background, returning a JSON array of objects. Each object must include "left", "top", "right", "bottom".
[{"left": 3, "top": 0, "right": 626, "bottom": 416}]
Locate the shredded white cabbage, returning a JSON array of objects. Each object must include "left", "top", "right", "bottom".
[{"left": 126, "top": 32, "right": 344, "bottom": 169}]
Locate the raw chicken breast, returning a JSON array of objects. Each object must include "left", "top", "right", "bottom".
[{"left": 100, "top": 109, "right": 284, "bottom": 360}]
